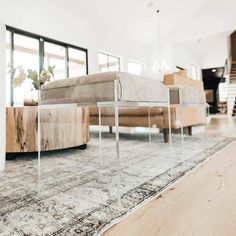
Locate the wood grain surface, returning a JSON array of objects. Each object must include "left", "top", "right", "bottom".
[
  {"left": 6, "top": 106, "right": 89, "bottom": 153},
  {"left": 104, "top": 116, "right": 236, "bottom": 236}
]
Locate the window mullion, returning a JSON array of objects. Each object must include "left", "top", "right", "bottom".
[
  {"left": 39, "top": 38, "right": 44, "bottom": 73},
  {"left": 86, "top": 50, "right": 89, "bottom": 74},
  {"left": 65, "top": 46, "right": 69, "bottom": 78}
]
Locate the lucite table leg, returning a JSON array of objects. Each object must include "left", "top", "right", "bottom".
[
  {"left": 180, "top": 122, "right": 186, "bottom": 166},
  {"left": 167, "top": 90, "right": 173, "bottom": 160},
  {"left": 167, "top": 103, "right": 172, "bottom": 146},
  {"left": 114, "top": 104, "right": 122, "bottom": 207},
  {"left": 37, "top": 104, "right": 41, "bottom": 190},
  {"left": 180, "top": 108, "right": 184, "bottom": 153},
  {"left": 98, "top": 107, "right": 102, "bottom": 158},
  {"left": 148, "top": 107, "right": 152, "bottom": 144},
  {"left": 114, "top": 104, "right": 120, "bottom": 161},
  {"left": 204, "top": 104, "right": 209, "bottom": 156},
  {"left": 180, "top": 124, "right": 184, "bottom": 144}
]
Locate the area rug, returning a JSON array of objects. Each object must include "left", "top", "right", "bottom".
[{"left": 0, "top": 133, "right": 234, "bottom": 236}]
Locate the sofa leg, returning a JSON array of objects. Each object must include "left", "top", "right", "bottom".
[
  {"left": 188, "top": 126, "right": 192, "bottom": 136},
  {"left": 109, "top": 126, "right": 113, "bottom": 134},
  {"left": 163, "top": 128, "right": 169, "bottom": 143}
]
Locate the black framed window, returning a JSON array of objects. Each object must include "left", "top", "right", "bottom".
[
  {"left": 13, "top": 33, "right": 40, "bottom": 106},
  {"left": 6, "top": 26, "right": 88, "bottom": 106},
  {"left": 44, "top": 41, "right": 66, "bottom": 80},
  {"left": 68, "top": 47, "right": 87, "bottom": 77},
  {"left": 98, "top": 52, "right": 120, "bottom": 72}
]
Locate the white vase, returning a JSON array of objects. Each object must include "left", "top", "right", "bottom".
[{"left": 24, "top": 90, "right": 39, "bottom": 106}]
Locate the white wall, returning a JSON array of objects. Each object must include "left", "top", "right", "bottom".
[
  {"left": 93, "top": 24, "right": 152, "bottom": 75},
  {"left": 172, "top": 41, "right": 202, "bottom": 77},
  {"left": 200, "top": 33, "right": 228, "bottom": 69},
  {"left": 0, "top": 1, "right": 232, "bottom": 76},
  {"left": 172, "top": 33, "right": 228, "bottom": 76},
  {"left": 147, "top": 39, "right": 174, "bottom": 80},
  {"left": 0, "top": 0, "right": 154, "bottom": 75},
  {"left": 0, "top": 23, "right": 6, "bottom": 171}
]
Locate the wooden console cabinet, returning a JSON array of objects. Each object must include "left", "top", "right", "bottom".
[{"left": 6, "top": 106, "right": 89, "bottom": 153}]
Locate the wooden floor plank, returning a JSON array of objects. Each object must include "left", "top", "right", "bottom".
[{"left": 104, "top": 116, "right": 236, "bottom": 236}]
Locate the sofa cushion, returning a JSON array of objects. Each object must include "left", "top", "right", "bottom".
[
  {"left": 89, "top": 107, "right": 163, "bottom": 117},
  {"left": 41, "top": 72, "right": 168, "bottom": 105}
]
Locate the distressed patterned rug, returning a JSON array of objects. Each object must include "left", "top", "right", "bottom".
[{"left": 0, "top": 133, "right": 234, "bottom": 236}]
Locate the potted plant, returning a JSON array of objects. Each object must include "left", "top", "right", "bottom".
[{"left": 7, "top": 64, "right": 55, "bottom": 105}]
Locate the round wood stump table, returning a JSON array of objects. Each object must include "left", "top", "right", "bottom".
[{"left": 6, "top": 106, "right": 90, "bottom": 153}]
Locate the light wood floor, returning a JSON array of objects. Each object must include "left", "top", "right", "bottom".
[{"left": 104, "top": 115, "right": 236, "bottom": 236}]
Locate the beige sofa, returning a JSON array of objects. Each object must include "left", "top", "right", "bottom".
[
  {"left": 41, "top": 71, "right": 206, "bottom": 143},
  {"left": 90, "top": 72, "right": 206, "bottom": 142}
]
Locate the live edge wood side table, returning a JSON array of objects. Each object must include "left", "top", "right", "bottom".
[{"left": 6, "top": 106, "right": 90, "bottom": 153}]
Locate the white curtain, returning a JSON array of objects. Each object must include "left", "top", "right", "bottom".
[{"left": 0, "top": 23, "right": 6, "bottom": 171}]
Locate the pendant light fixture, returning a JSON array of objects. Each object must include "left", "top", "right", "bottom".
[{"left": 156, "top": 9, "right": 169, "bottom": 73}]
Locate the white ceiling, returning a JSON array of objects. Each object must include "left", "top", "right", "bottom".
[{"left": 49, "top": 0, "right": 236, "bottom": 43}]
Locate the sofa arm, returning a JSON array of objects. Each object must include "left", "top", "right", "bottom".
[
  {"left": 163, "top": 105, "right": 206, "bottom": 129},
  {"left": 167, "top": 85, "right": 206, "bottom": 105}
]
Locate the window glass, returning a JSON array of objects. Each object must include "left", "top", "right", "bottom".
[
  {"left": 108, "top": 55, "right": 120, "bottom": 72},
  {"left": 128, "top": 61, "right": 143, "bottom": 75},
  {"left": 98, "top": 52, "right": 120, "bottom": 72},
  {"left": 68, "top": 48, "right": 87, "bottom": 77},
  {"left": 14, "top": 34, "right": 39, "bottom": 106},
  {"left": 44, "top": 42, "right": 66, "bottom": 80},
  {"left": 98, "top": 53, "right": 108, "bottom": 72}
]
